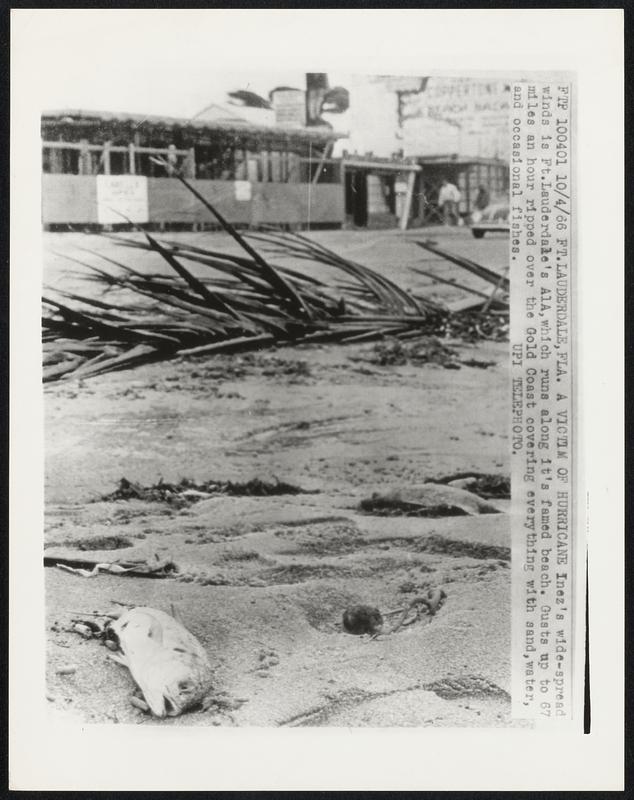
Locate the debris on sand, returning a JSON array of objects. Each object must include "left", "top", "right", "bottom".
[
  {"left": 49, "top": 554, "right": 178, "bottom": 579},
  {"left": 342, "top": 604, "right": 384, "bottom": 635},
  {"left": 188, "top": 354, "right": 312, "bottom": 382},
  {"left": 428, "top": 472, "right": 511, "bottom": 500},
  {"left": 442, "top": 310, "right": 509, "bottom": 343},
  {"left": 101, "top": 476, "right": 317, "bottom": 506},
  {"left": 356, "top": 336, "right": 461, "bottom": 369},
  {"left": 413, "top": 534, "right": 510, "bottom": 562},
  {"left": 343, "top": 588, "right": 447, "bottom": 639},
  {"left": 55, "top": 664, "right": 78, "bottom": 676},
  {"left": 42, "top": 162, "right": 509, "bottom": 384},
  {"left": 107, "top": 606, "right": 214, "bottom": 718},
  {"left": 373, "top": 588, "right": 447, "bottom": 638},
  {"left": 459, "top": 358, "right": 498, "bottom": 369},
  {"left": 359, "top": 493, "right": 468, "bottom": 517},
  {"left": 201, "top": 691, "right": 248, "bottom": 716},
  {"left": 45, "top": 534, "right": 133, "bottom": 552},
  {"left": 422, "top": 674, "right": 510, "bottom": 701},
  {"left": 352, "top": 337, "right": 500, "bottom": 370},
  {"left": 358, "top": 483, "right": 502, "bottom": 517}
]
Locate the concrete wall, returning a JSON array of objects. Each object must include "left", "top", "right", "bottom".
[{"left": 42, "top": 175, "right": 345, "bottom": 226}]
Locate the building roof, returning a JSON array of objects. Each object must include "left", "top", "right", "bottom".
[
  {"left": 342, "top": 156, "right": 420, "bottom": 172},
  {"left": 42, "top": 109, "right": 345, "bottom": 144},
  {"left": 414, "top": 154, "right": 507, "bottom": 166}
]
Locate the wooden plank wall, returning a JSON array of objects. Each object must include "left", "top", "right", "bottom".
[
  {"left": 42, "top": 175, "right": 99, "bottom": 223},
  {"left": 147, "top": 179, "right": 251, "bottom": 224},
  {"left": 251, "top": 184, "right": 344, "bottom": 225},
  {"left": 42, "top": 176, "right": 345, "bottom": 226}
]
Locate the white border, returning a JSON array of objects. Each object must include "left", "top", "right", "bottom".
[{"left": 10, "top": 9, "right": 623, "bottom": 791}]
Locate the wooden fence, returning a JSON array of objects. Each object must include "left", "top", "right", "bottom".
[{"left": 41, "top": 174, "right": 345, "bottom": 227}]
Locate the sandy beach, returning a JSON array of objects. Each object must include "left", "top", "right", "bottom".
[{"left": 43, "top": 227, "right": 520, "bottom": 727}]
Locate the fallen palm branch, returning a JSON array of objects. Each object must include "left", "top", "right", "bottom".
[
  {"left": 42, "top": 163, "right": 508, "bottom": 383},
  {"left": 415, "top": 240, "right": 510, "bottom": 294}
]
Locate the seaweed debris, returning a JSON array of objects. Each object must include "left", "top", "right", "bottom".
[
  {"left": 358, "top": 494, "right": 469, "bottom": 518},
  {"left": 101, "top": 476, "right": 317, "bottom": 506},
  {"left": 430, "top": 472, "right": 511, "bottom": 500},
  {"left": 359, "top": 336, "right": 461, "bottom": 368}
]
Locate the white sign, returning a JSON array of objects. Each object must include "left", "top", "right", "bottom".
[
  {"left": 394, "top": 181, "right": 408, "bottom": 193},
  {"left": 96, "top": 175, "right": 149, "bottom": 225},
  {"left": 234, "top": 180, "right": 252, "bottom": 201},
  {"left": 271, "top": 89, "right": 306, "bottom": 128},
  {"left": 371, "top": 74, "right": 426, "bottom": 92},
  {"left": 399, "top": 77, "right": 511, "bottom": 159}
]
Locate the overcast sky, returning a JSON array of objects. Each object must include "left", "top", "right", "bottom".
[
  {"left": 16, "top": 10, "right": 517, "bottom": 157},
  {"left": 22, "top": 11, "right": 353, "bottom": 120}
]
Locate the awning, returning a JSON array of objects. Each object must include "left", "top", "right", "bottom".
[{"left": 342, "top": 158, "right": 421, "bottom": 173}]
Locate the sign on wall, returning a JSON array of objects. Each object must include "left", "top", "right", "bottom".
[
  {"left": 96, "top": 175, "right": 149, "bottom": 225},
  {"left": 397, "top": 77, "right": 511, "bottom": 159},
  {"left": 271, "top": 89, "right": 306, "bottom": 128},
  {"left": 234, "top": 181, "right": 252, "bottom": 201}
]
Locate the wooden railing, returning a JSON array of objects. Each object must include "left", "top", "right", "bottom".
[{"left": 42, "top": 140, "right": 195, "bottom": 178}]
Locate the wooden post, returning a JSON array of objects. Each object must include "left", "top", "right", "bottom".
[
  {"left": 399, "top": 169, "right": 417, "bottom": 231},
  {"left": 260, "top": 150, "right": 269, "bottom": 182},
  {"left": 79, "top": 139, "right": 90, "bottom": 175},
  {"left": 285, "top": 152, "right": 295, "bottom": 183},
  {"left": 128, "top": 142, "right": 136, "bottom": 174},
  {"left": 167, "top": 144, "right": 177, "bottom": 175},
  {"left": 416, "top": 170, "right": 426, "bottom": 226},
  {"left": 311, "top": 141, "right": 333, "bottom": 187},
  {"left": 185, "top": 147, "right": 196, "bottom": 179},
  {"left": 48, "top": 146, "right": 62, "bottom": 174},
  {"left": 102, "top": 141, "right": 111, "bottom": 175},
  {"left": 270, "top": 151, "right": 281, "bottom": 182}
]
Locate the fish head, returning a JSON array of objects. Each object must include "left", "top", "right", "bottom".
[
  {"left": 163, "top": 676, "right": 203, "bottom": 717},
  {"left": 143, "top": 660, "right": 207, "bottom": 718}
]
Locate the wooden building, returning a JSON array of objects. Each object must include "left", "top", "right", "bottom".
[
  {"left": 414, "top": 155, "right": 509, "bottom": 224},
  {"left": 341, "top": 155, "right": 421, "bottom": 229},
  {"left": 41, "top": 109, "right": 346, "bottom": 228}
]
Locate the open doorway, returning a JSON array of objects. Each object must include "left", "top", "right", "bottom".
[{"left": 345, "top": 169, "right": 368, "bottom": 227}]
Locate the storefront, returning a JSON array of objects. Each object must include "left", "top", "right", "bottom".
[
  {"left": 416, "top": 155, "right": 509, "bottom": 224},
  {"left": 340, "top": 156, "right": 421, "bottom": 229}
]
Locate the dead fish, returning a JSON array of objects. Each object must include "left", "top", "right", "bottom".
[{"left": 107, "top": 606, "right": 213, "bottom": 718}]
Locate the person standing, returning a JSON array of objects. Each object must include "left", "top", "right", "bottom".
[
  {"left": 471, "top": 184, "right": 491, "bottom": 223},
  {"left": 438, "top": 178, "right": 461, "bottom": 225},
  {"left": 474, "top": 184, "right": 490, "bottom": 211}
]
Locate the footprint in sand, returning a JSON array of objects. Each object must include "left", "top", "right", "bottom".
[{"left": 254, "top": 648, "right": 280, "bottom": 678}]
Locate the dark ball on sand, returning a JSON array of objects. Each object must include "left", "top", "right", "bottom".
[{"left": 342, "top": 605, "right": 384, "bottom": 635}]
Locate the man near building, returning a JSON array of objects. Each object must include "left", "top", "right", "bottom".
[
  {"left": 471, "top": 184, "right": 491, "bottom": 223},
  {"left": 438, "top": 178, "right": 461, "bottom": 226},
  {"left": 474, "top": 184, "right": 490, "bottom": 211}
]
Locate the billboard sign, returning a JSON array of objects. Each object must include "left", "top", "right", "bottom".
[{"left": 271, "top": 89, "right": 306, "bottom": 128}]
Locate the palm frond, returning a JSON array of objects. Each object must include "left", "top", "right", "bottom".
[{"left": 42, "top": 164, "right": 507, "bottom": 383}]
